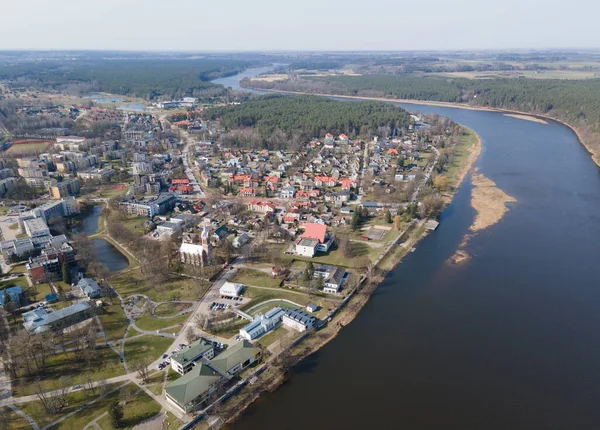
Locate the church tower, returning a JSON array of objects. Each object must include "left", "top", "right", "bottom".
[{"left": 201, "top": 224, "right": 212, "bottom": 266}]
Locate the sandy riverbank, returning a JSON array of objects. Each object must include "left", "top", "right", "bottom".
[
  {"left": 448, "top": 169, "right": 517, "bottom": 264},
  {"left": 243, "top": 84, "right": 600, "bottom": 169},
  {"left": 504, "top": 113, "right": 548, "bottom": 124}
]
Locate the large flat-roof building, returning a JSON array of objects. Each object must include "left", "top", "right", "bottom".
[
  {"left": 239, "top": 307, "right": 285, "bottom": 341},
  {"left": 282, "top": 308, "right": 316, "bottom": 332},
  {"left": 165, "top": 364, "right": 222, "bottom": 413},
  {"left": 23, "top": 302, "right": 92, "bottom": 334}
]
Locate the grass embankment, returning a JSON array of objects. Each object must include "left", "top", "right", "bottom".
[
  {"left": 124, "top": 335, "right": 173, "bottom": 364},
  {"left": 231, "top": 268, "right": 282, "bottom": 288}
]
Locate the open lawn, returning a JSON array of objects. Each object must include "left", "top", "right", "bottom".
[
  {"left": 292, "top": 241, "right": 379, "bottom": 267},
  {"left": 107, "top": 211, "right": 145, "bottom": 236},
  {"left": 20, "top": 385, "right": 117, "bottom": 429},
  {"left": 7, "top": 264, "right": 27, "bottom": 274},
  {"left": 135, "top": 311, "right": 189, "bottom": 332},
  {"left": 441, "top": 127, "right": 479, "bottom": 189},
  {"left": 154, "top": 302, "right": 193, "bottom": 317},
  {"left": 97, "top": 303, "right": 130, "bottom": 341},
  {"left": 91, "top": 185, "right": 128, "bottom": 199},
  {"left": 124, "top": 335, "right": 173, "bottom": 364},
  {"left": 257, "top": 326, "right": 289, "bottom": 348},
  {"left": 12, "top": 346, "right": 125, "bottom": 397},
  {"left": 164, "top": 412, "right": 183, "bottom": 430},
  {"left": 95, "top": 387, "right": 161, "bottom": 430},
  {"left": 247, "top": 300, "right": 298, "bottom": 315},
  {"left": 0, "top": 406, "right": 31, "bottom": 429},
  {"left": 231, "top": 268, "right": 282, "bottom": 288},
  {"left": 28, "top": 283, "right": 54, "bottom": 302},
  {"left": 238, "top": 286, "right": 339, "bottom": 314},
  {"left": 111, "top": 269, "right": 210, "bottom": 301},
  {"left": 0, "top": 277, "right": 28, "bottom": 291}
]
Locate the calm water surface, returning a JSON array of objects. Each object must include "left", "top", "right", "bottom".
[
  {"left": 224, "top": 92, "right": 600, "bottom": 427},
  {"left": 76, "top": 205, "right": 129, "bottom": 273}
]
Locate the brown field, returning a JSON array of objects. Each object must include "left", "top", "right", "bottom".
[
  {"left": 252, "top": 74, "right": 289, "bottom": 82},
  {"left": 4, "top": 139, "right": 53, "bottom": 154}
]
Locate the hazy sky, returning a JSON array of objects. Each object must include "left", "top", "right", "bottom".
[{"left": 2, "top": 0, "right": 599, "bottom": 51}]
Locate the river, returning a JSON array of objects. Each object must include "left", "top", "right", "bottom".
[{"left": 214, "top": 70, "right": 600, "bottom": 429}]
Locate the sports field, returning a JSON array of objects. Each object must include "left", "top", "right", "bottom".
[{"left": 4, "top": 139, "right": 53, "bottom": 154}]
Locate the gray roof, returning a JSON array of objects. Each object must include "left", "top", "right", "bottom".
[
  {"left": 24, "top": 302, "right": 91, "bottom": 333},
  {"left": 78, "top": 278, "right": 100, "bottom": 296},
  {"left": 284, "top": 308, "right": 316, "bottom": 327}
]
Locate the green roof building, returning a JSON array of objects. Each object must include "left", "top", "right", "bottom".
[
  {"left": 210, "top": 340, "right": 260, "bottom": 376},
  {"left": 171, "top": 340, "right": 215, "bottom": 375},
  {"left": 165, "top": 364, "right": 221, "bottom": 413}
]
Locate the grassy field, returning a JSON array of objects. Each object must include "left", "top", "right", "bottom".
[
  {"left": 28, "top": 283, "right": 54, "bottom": 302},
  {"left": 12, "top": 346, "right": 125, "bottom": 397},
  {"left": 231, "top": 268, "right": 282, "bottom": 288},
  {"left": 239, "top": 286, "right": 324, "bottom": 312},
  {"left": 292, "top": 240, "right": 379, "bottom": 267},
  {"left": 107, "top": 211, "right": 145, "bottom": 236},
  {"left": 19, "top": 386, "right": 114, "bottom": 429},
  {"left": 0, "top": 406, "right": 31, "bottom": 429},
  {"left": 7, "top": 264, "right": 27, "bottom": 274},
  {"left": 123, "top": 335, "right": 173, "bottom": 364},
  {"left": 5, "top": 141, "right": 52, "bottom": 155},
  {"left": 135, "top": 311, "right": 189, "bottom": 332},
  {"left": 95, "top": 388, "right": 161, "bottom": 430},
  {"left": 247, "top": 300, "right": 298, "bottom": 315},
  {"left": 441, "top": 127, "right": 479, "bottom": 189},
  {"left": 257, "top": 326, "right": 289, "bottom": 348},
  {"left": 111, "top": 269, "right": 210, "bottom": 302},
  {"left": 97, "top": 303, "right": 130, "bottom": 341},
  {"left": 0, "top": 277, "right": 28, "bottom": 290},
  {"left": 164, "top": 411, "right": 183, "bottom": 430},
  {"left": 154, "top": 302, "right": 192, "bottom": 317}
]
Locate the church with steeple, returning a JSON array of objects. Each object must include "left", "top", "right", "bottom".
[{"left": 179, "top": 224, "right": 213, "bottom": 267}]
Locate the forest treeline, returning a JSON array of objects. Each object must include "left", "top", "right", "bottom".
[
  {"left": 203, "top": 94, "right": 411, "bottom": 143},
  {"left": 244, "top": 75, "right": 600, "bottom": 156},
  {"left": 0, "top": 59, "right": 251, "bottom": 99}
]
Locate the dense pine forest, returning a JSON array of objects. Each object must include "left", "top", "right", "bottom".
[
  {"left": 203, "top": 94, "right": 411, "bottom": 140},
  {"left": 0, "top": 59, "right": 251, "bottom": 99},
  {"left": 244, "top": 75, "right": 600, "bottom": 158}
]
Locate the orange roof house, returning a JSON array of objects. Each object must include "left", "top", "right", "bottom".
[{"left": 302, "top": 223, "right": 327, "bottom": 244}]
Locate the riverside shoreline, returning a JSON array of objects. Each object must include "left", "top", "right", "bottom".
[
  {"left": 242, "top": 84, "right": 600, "bottom": 168},
  {"left": 217, "top": 126, "right": 483, "bottom": 427}
]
